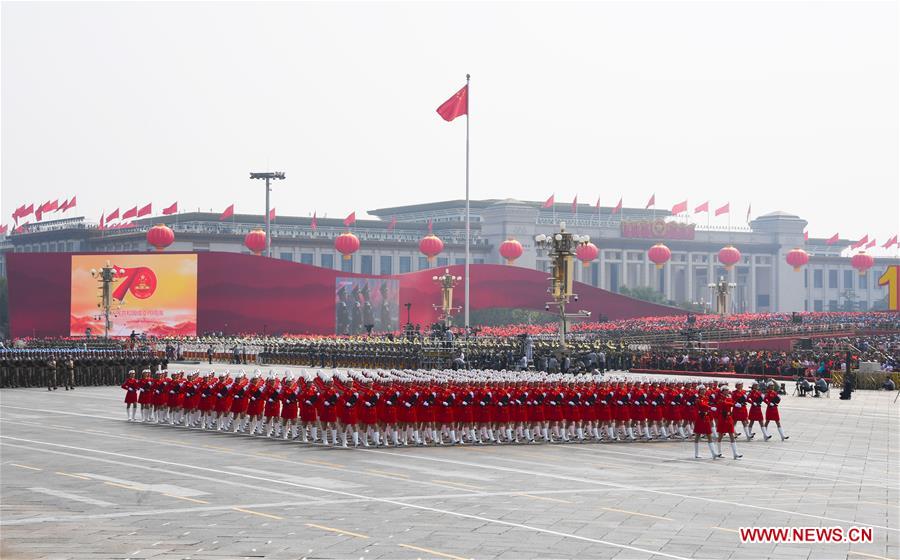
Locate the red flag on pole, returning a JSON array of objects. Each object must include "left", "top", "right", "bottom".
[
  {"left": 0, "top": 225, "right": 7, "bottom": 235},
  {"left": 436, "top": 84, "right": 468, "bottom": 122},
  {"left": 122, "top": 206, "right": 138, "bottom": 220},
  {"left": 45, "top": 200, "right": 58, "bottom": 212},
  {"left": 694, "top": 201, "right": 709, "bottom": 213},
  {"left": 571, "top": 195, "right": 578, "bottom": 214},
  {"left": 387, "top": 216, "right": 397, "bottom": 232},
  {"left": 671, "top": 200, "right": 688, "bottom": 215},
  {"left": 58, "top": 199, "right": 69, "bottom": 212},
  {"left": 21, "top": 203, "right": 33, "bottom": 217},
  {"left": 67, "top": 196, "right": 77, "bottom": 211},
  {"left": 542, "top": 195, "right": 555, "bottom": 209},
  {"left": 865, "top": 239, "right": 876, "bottom": 249},
  {"left": 804, "top": 230, "right": 809, "bottom": 241},
  {"left": 595, "top": 196, "right": 601, "bottom": 210},
  {"left": 137, "top": 203, "right": 152, "bottom": 217},
  {"left": 269, "top": 208, "right": 276, "bottom": 222},
  {"left": 851, "top": 234, "right": 869, "bottom": 249},
  {"left": 343, "top": 212, "right": 356, "bottom": 227},
  {"left": 219, "top": 204, "right": 234, "bottom": 221},
  {"left": 611, "top": 198, "right": 622, "bottom": 215},
  {"left": 14, "top": 222, "right": 29, "bottom": 233},
  {"left": 162, "top": 202, "right": 178, "bottom": 215},
  {"left": 883, "top": 235, "right": 898, "bottom": 248},
  {"left": 645, "top": 194, "right": 655, "bottom": 209},
  {"left": 98, "top": 212, "right": 105, "bottom": 230},
  {"left": 715, "top": 203, "right": 730, "bottom": 216},
  {"left": 35, "top": 204, "right": 44, "bottom": 221},
  {"left": 310, "top": 212, "right": 318, "bottom": 232},
  {"left": 825, "top": 233, "right": 839, "bottom": 245}
]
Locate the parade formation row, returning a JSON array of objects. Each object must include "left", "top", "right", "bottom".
[{"left": 121, "top": 369, "right": 790, "bottom": 460}]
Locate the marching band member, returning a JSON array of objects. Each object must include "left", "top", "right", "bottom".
[
  {"left": 121, "top": 370, "right": 139, "bottom": 421},
  {"left": 764, "top": 382, "right": 789, "bottom": 441}
]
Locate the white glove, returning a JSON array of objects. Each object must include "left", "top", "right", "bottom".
[
  {"left": 710, "top": 406, "right": 717, "bottom": 411},
  {"left": 734, "top": 403, "right": 742, "bottom": 408}
]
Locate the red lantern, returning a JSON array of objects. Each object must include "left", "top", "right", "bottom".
[
  {"left": 647, "top": 243, "right": 671, "bottom": 269},
  {"left": 334, "top": 232, "right": 360, "bottom": 261},
  {"left": 718, "top": 245, "right": 742, "bottom": 270},
  {"left": 850, "top": 251, "right": 874, "bottom": 276},
  {"left": 146, "top": 224, "right": 174, "bottom": 252},
  {"left": 785, "top": 248, "right": 809, "bottom": 272},
  {"left": 419, "top": 234, "right": 444, "bottom": 264},
  {"left": 576, "top": 242, "right": 599, "bottom": 268},
  {"left": 244, "top": 229, "right": 267, "bottom": 255},
  {"left": 499, "top": 238, "right": 523, "bottom": 265}
]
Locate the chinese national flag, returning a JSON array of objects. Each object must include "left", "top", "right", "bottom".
[
  {"left": 804, "top": 230, "right": 809, "bottom": 241},
  {"left": 22, "top": 203, "right": 34, "bottom": 217},
  {"left": 694, "top": 201, "right": 709, "bottom": 213},
  {"left": 851, "top": 234, "right": 868, "bottom": 249},
  {"left": 611, "top": 197, "right": 622, "bottom": 215},
  {"left": 715, "top": 203, "right": 730, "bottom": 216},
  {"left": 45, "top": 200, "right": 58, "bottom": 212},
  {"left": 310, "top": 212, "right": 318, "bottom": 232},
  {"left": 137, "top": 203, "right": 152, "bottom": 217},
  {"left": 387, "top": 216, "right": 397, "bottom": 232},
  {"left": 343, "top": 211, "right": 356, "bottom": 227},
  {"left": 883, "top": 235, "right": 898, "bottom": 248},
  {"left": 99, "top": 213, "right": 105, "bottom": 230},
  {"left": 645, "top": 194, "right": 655, "bottom": 209},
  {"left": 58, "top": 199, "right": 70, "bottom": 212},
  {"left": 671, "top": 200, "right": 688, "bottom": 215},
  {"left": 542, "top": 195, "right": 555, "bottom": 209},
  {"left": 162, "top": 202, "right": 178, "bottom": 215},
  {"left": 571, "top": 195, "right": 578, "bottom": 214},
  {"left": 269, "top": 208, "right": 276, "bottom": 222},
  {"left": 219, "top": 204, "right": 234, "bottom": 221},
  {"left": 825, "top": 233, "right": 839, "bottom": 245},
  {"left": 67, "top": 196, "right": 77, "bottom": 210},
  {"left": 122, "top": 206, "right": 138, "bottom": 220},
  {"left": 436, "top": 84, "right": 468, "bottom": 122},
  {"left": 107, "top": 208, "right": 120, "bottom": 221},
  {"left": 865, "top": 239, "right": 876, "bottom": 249},
  {"left": 0, "top": 224, "right": 7, "bottom": 235}
]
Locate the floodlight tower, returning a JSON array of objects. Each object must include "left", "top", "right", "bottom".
[{"left": 250, "top": 171, "right": 286, "bottom": 257}]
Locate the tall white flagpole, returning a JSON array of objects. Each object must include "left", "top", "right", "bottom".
[{"left": 464, "top": 73, "right": 471, "bottom": 331}]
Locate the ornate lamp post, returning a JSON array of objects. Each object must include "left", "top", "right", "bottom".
[
  {"left": 708, "top": 276, "right": 737, "bottom": 316},
  {"left": 432, "top": 269, "right": 462, "bottom": 328},
  {"left": 90, "top": 261, "right": 121, "bottom": 339},
  {"left": 534, "top": 222, "right": 591, "bottom": 350}
]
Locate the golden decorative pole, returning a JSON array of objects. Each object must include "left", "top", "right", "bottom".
[{"left": 534, "top": 222, "right": 591, "bottom": 350}]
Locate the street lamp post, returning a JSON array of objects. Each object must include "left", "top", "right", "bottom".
[
  {"left": 432, "top": 269, "right": 463, "bottom": 328},
  {"left": 250, "top": 171, "right": 286, "bottom": 258},
  {"left": 534, "top": 221, "right": 591, "bottom": 351},
  {"left": 90, "top": 261, "right": 120, "bottom": 339},
  {"left": 708, "top": 276, "right": 737, "bottom": 316}
]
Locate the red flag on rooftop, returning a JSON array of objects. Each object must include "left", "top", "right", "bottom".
[
  {"left": 595, "top": 196, "right": 601, "bottom": 210},
  {"left": 310, "top": 212, "right": 318, "bottom": 232},
  {"left": 387, "top": 216, "right": 397, "bottom": 232},
  {"left": 137, "top": 203, "right": 152, "bottom": 217},
  {"left": 645, "top": 194, "right": 655, "bottom": 209},
  {"left": 106, "top": 208, "right": 120, "bottom": 222},
  {"left": 21, "top": 203, "right": 33, "bottom": 217},
  {"left": 865, "top": 239, "right": 876, "bottom": 249},
  {"left": 58, "top": 199, "right": 70, "bottom": 212},
  {"left": 343, "top": 211, "right": 356, "bottom": 227},
  {"left": 883, "top": 235, "right": 898, "bottom": 248},
  {"left": 804, "top": 230, "right": 809, "bottom": 241},
  {"left": 122, "top": 206, "right": 138, "bottom": 220},
  {"left": 162, "top": 202, "right": 178, "bottom": 215},
  {"left": 436, "top": 84, "right": 468, "bottom": 122},
  {"left": 67, "top": 196, "right": 77, "bottom": 211},
  {"left": 611, "top": 198, "right": 622, "bottom": 215},
  {"left": 671, "top": 200, "right": 688, "bottom": 215},
  {"left": 571, "top": 195, "right": 578, "bottom": 214},
  {"left": 99, "top": 212, "right": 105, "bottom": 230},
  {"left": 825, "top": 233, "right": 839, "bottom": 245},
  {"left": 45, "top": 200, "right": 58, "bottom": 212},
  {"left": 542, "top": 195, "right": 555, "bottom": 209},
  {"left": 219, "top": 204, "right": 234, "bottom": 221},
  {"left": 269, "top": 208, "right": 276, "bottom": 222},
  {"left": 694, "top": 201, "right": 709, "bottom": 214},
  {"left": 715, "top": 203, "right": 730, "bottom": 216},
  {"left": 851, "top": 234, "right": 868, "bottom": 249},
  {"left": 0, "top": 225, "right": 7, "bottom": 235}
]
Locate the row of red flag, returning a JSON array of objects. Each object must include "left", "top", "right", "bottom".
[
  {"left": 10, "top": 197, "right": 77, "bottom": 225},
  {"left": 539, "top": 194, "right": 748, "bottom": 220}
]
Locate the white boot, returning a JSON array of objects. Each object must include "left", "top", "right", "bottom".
[
  {"left": 731, "top": 441, "right": 742, "bottom": 459},
  {"left": 708, "top": 441, "right": 718, "bottom": 459},
  {"left": 694, "top": 440, "right": 700, "bottom": 458}
]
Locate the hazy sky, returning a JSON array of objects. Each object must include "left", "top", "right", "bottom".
[{"left": 2, "top": 1, "right": 898, "bottom": 246}]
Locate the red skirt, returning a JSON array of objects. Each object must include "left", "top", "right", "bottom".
[
  {"left": 615, "top": 405, "right": 630, "bottom": 422},
  {"left": 319, "top": 404, "right": 338, "bottom": 423},
  {"left": 361, "top": 404, "right": 378, "bottom": 425},
  {"left": 231, "top": 398, "right": 249, "bottom": 415},
  {"left": 749, "top": 405, "right": 764, "bottom": 422},
  {"left": 694, "top": 415, "right": 712, "bottom": 435},
  {"left": 731, "top": 405, "right": 748, "bottom": 422},
  {"left": 139, "top": 390, "right": 153, "bottom": 405},
  {"left": 300, "top": 403, "right": 317, "bottom": 422},
  {"left": 718, "top": 416, "right": 735, "bottom": 434},
  {"left": 765, "top": 406, "right": 780, "bottom": 422},
  {"left": 123, "top": 389, "right": 138, "bottom": 404},
  {"left": 247, "top": 398, "right": 265, "bottom": 416},
  {"left": 199, "top": 395, "right": 216, "bottom": 412},
  {"left": 264, "top": 400, "right": 281, "bottom": 418},
  {"left": 281, "top": 402, "right": 298, "bottom": 420}
]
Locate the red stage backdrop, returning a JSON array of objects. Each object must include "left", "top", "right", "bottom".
[{"left": 6, "top": 252, "right": 682, "bottom": 338}]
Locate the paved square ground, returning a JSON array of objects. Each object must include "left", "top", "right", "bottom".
[{"left": 1, "top": 367, "right": 897, "bottom": 560}]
